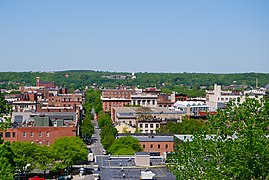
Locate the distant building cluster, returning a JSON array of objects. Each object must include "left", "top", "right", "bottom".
[
  {"left": 101, "top": 72, "right": 136, "bottom": 80},
  {"left": 2, "top": 77, "right": 84, "bottom": 145},
  {"left": 206, "top": 84, "right": 265, "bottom": 110}
]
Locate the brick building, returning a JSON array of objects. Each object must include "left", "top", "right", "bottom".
[
  {"left": 3, "top": 126, "right": 76, "bottom": 145},
  {"left": 36, "top": 77, "right": 55, "bottom": 89},
  {"left": 142, "top": 87, "right": 161, "bottom": 95},
  {"left": 3, "top": 111, "right": 78, "bottom": 144},
  {"left": 111, "top": 107, "right": 184, "bottom": 126},
  {"left": 101, "top": 88, "right": 136, "bottom": 113},
  {"left": 48, "top": 93, "right": 84, "bottom": 107},
  {"left": 157, "top": 94, "right": 173, "bottom": 108},
  {"left": 119, "top": 135, "right": 174, "bottom": 156}
]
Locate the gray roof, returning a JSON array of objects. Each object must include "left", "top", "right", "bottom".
[
  {"left": 132, "top": 135, "right": 174, "bottom": 142},
  {"left": 114, "top": 107, "right": 183, "bottom": 117},
  {"left": 95, "top": 156, "right": 176, "bottom": 180},
  {"left": 135, "top": 152, "right": 150, "bottom": 155}
]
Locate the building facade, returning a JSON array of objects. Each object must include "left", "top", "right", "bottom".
[
  {"left": 101, "top": 88, "right": 136, "bottom": 113},
  {"left": 3, "top": 126, "right": 76, "bottom": 145},
  {"left": 206, "top": 84, "right": 265, "bottom": 110},
  {"left": 131, "top": 94, "right": 158, "bottom": 107}
]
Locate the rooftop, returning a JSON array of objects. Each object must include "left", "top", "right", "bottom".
[
  {"left": 114, "top": 107, "right": 184, "bottom": 115},
  {"left": 118, "top": 135, "right": 174, "bottom": 142},
  {"left": 95, "top": 156, "right": 175, "bottom": 180}
]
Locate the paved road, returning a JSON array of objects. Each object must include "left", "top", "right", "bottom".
[
  {"left": 73, "top": 113, "right": 103, "bottom": 180},
  {"left": 88, "top": 118, "right": 103, "bottom": 156}
]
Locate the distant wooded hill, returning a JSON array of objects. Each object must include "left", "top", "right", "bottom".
[{"left": 0, "top": 71, "right": 268, "bottom": 91}]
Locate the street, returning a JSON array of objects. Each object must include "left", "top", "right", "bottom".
[
  {"left": 72, "top": 115, "right": 103, "bottom": 180},
  {"left": 88, "top": 118, "right": 103, "bottom": 156}
]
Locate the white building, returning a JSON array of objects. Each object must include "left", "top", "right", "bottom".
[
  {"left": 131, "top": 94, "right": 158, "bottom": 107},
  {"left": 138, "top": 119, "right": 161, "bottom": 134},
  {"left": 170, "top": 101, "right": 209, "bottom": 116},
  {"left": 206, "top": 84, "right": 265, "bottom": 110},
  {"left": 12, "top": 101, "right": 37, "bottom": 112}
]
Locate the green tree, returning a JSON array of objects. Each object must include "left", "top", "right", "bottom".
[
  {"left": 108, "top": 136, "right": 143, "bottom": 155},
  {"left": 100, "top": 124, "right": 117, "bottom": 150},
  {"left": 11, "top": 142, "right": 36, "bottom": 174},
  {"left": 34, "top": 145, "right": 55, "bottom": 175},
  {"left": 0, "top": 92, "right": 12, "bottom": 132},
  {"left": 51, "top": 136, "right": 88, "bottom": 171},
  {"left": 81, "top": 114, "right": 94, "bottom": 141},
  {"left": 0, "top": 142, "right": 15, "bottom": 180},
  {"left": 113, "top": 147, "right": 135, "bottom": 155},
  {"left": 167, "top": 98, "right": 269, "bottom": 179},
  {"left": 0, "top": 92, "right": 11, "bottom": 114},
  {"left": 158, "top": 119, "right": 210, "bottom": 134},
  {"left": 98, "top": 111, "right": 112, "bottom": 129},
  {"left": 102, "top": 134, "right": 116, "bottom": 150}
]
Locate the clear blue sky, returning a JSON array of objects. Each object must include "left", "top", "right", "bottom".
[{"left": 0, "top": 0, "right": 268, "bottom": 73}]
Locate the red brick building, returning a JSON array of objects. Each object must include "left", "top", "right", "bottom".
[
  {"left": 2, "top": 126, "right": 76, "bottom": 145},
  {"left": 157, "top": 94, "right": 173, "bottom": 107},
  {"left": 101, "top": 88, "right": 136, "bottom": 113},
  {"left": 128, "top": 135, "right": 174, "bottom": 156},
  {"left": 142, "top": 87, "right": 161, "bottom": 95},
  {"left": 102, "top": 88, "right": 136, "bottom": 99},
  {"left": 36, "top": 77, "right": 55, "bottom": 89},
  {"left": 48, "top": 93, "right": 83, "bottom": 107}
]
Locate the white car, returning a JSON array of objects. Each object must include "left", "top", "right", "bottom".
[{"left": 88, "top": 152, "right": 94, "bottom": 162}]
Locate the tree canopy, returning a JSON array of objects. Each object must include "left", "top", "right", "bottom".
[
  {"left": 0, "top": 142, "right": 15, "bottom": 180},
  {"left": 11, "top": 142, "right": 36, "bottom": 174},
  {"left": 1, "top": 71, "right": 269, "bottom": 93},
  {"left": 0, "top": 92, "right": 12, "bottom": 132},
  {"left": 51, "top": 136, "right": 88, "bottom": 169},
  {"left": 98, "top": 111, "right": 112, "bottom": 129},
  {"left": 108, "top": 136, "right": 143, "bottom": 155},
  {"left": 81, "top": 113, "right": 94, "bottom": 141},
  {"left": 158, "top": 119, "right": 210, "bottom": 134},
  {"left": 167, "top": 98, "right": 269, "bottom": 179}
]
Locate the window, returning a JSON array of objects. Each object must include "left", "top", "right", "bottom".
[
  {"left": 143, "top": 144, "right": 145, "bottom": 148},
  {"left": 46, "top": 132, "right": 49, "bottom": 137},
  {"left": 129, "top": 121, "right": 132, "bottom": 125},
  {"left": 150, "top": 130, "right": 154, "bottom": 133},
  {"left": 30, "top": 132, "right": 34, "bottom": 137},
  {"left": 156, "top": 124, "right": 159, "bottom": 128},
  {"left": 150, "top": 144, "right": 153, "bottom": 149},
  {"left": 5, "top": 132, "right": 10, "bottom": 138},
  {"left": 12, "top": 132, "right": 16, "bottom": 137},
  {"left": 39, "top": 132, "right": 42, "bottom": 137},
  {"left": 165, "top": 144, "right": 169, "bottom": 149},
  {"left": 145, "top": 124, "right": 148, "bottom": 128},
  {"left": 150, "top": 124, "right": 153, "bottom": 128},
  {"left": 158, "top": 144, "right": 160, "bottom": 149},
  {"left": 46, "top": 141, "right": 49, "bottom": 146},
  {"left": 139, "top": 124, "right": 143, "bottom": 128},
  {"left": 23, "top": 132, "right": 26, "bottom": 137},
  {"left": 14, "top": 115, "right": 23, "bottom": 123}
]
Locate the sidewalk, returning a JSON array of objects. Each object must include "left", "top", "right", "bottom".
[{"left": 72, "top": 175, "right": 85, "bottom": 180}]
